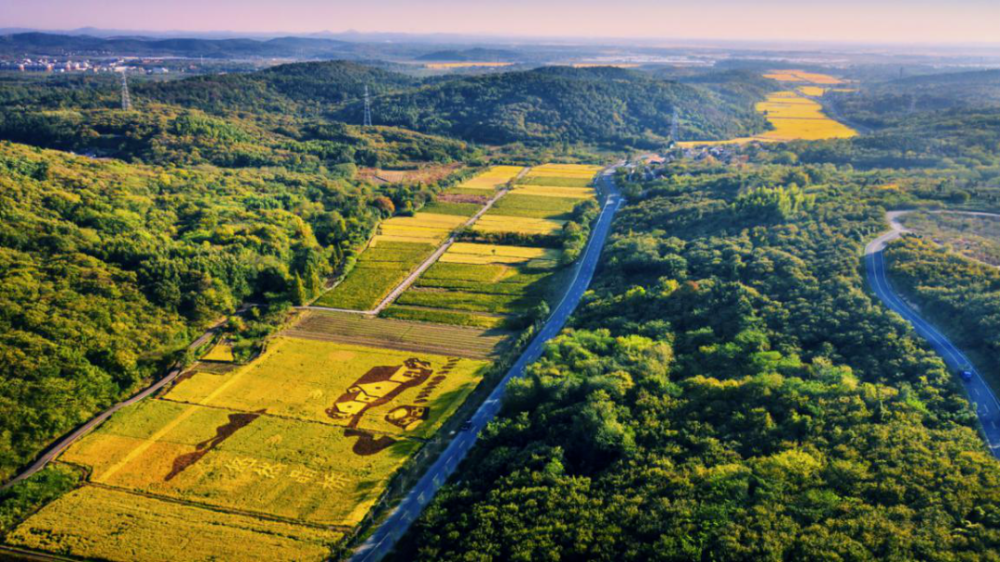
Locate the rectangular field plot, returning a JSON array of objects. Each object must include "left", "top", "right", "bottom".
[
  {"left": 59, "top": 399, "right": 420, "bottom": 527},
  {"left": 396, "top": 289, "right": 542, "bottom": 315},
  {"left": 474, "top": 215, "right": 566, "bottom": 235},
  {"left": 512, "top": 185, "right": 595, "bottom": 199},
  {"left": 163, "top": 337, "right": 488, "bottom": 439},
  {"left": 381, "top": 306, "right": 507, "bottom": 330},
  {"left": 487, "top": 193, "right": 582, "bottom": 220},
  {"left": 458, "top": 165, "right": 524, "bottom": 190},
  {"left": 416, "top": 262, "right": 555, "bottom": 295},
  {"left": 286, "top": 309, "right": 505, "bottom": 358},
  {"left": 440, "top": 242, "right": 561, "bottom": 266},
  {"left": 314, "top": 241, "right": 433, "bottom": 310},
  {"left": 8, "top": 486, "right": 343, "bottom": 562},
  {"left": 520, "top": 175, "right": 594, "bottom": 187},
  {"left": 420, "top": 200, "right": 482, "bottom": 216}
]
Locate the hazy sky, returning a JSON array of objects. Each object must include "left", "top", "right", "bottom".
[{"left": 4, "top": 0, "right": 999, "bottom": 44}]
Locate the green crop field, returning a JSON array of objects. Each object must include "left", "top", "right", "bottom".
[
  {"left": 315, "top": 241, "right": 433, "bottom": 310},
  {"left": 8, "top": 486, "right": 343, "bottom": 562},
  {"left": 396, "top": 288, "right": 542, "bottom": 314},
  {"left": 421, "top": 200, "right": 481, "bottom": 216},
  {"left": 380, "top": 306, "right": 507, "bottom": 330},
  {"left": 487, "top": 193, "right": 582, "bottom": 220},
  {"left": 520, "top": 175, "right": 593, "bottom": 187},
  {"left": 163, "top": 337, "right": 488, "bottom": 438}
]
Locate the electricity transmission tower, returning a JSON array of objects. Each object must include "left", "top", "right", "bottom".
[
  {"left": 120, "top": 70, "right": 132, "bottom": 111},
  {"left": 363, "top": 85, "right": 373, "bottom": 127}
]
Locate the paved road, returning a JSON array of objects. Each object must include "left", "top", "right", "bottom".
[
  {"left": 0, "top": 311, "right": 240, "bottom": 491},
  {"left": 349, "top": 165, "right": 624, "bottom": 562},
  {"left": 865, "top": 213, "right": 1000, "bottom": 457}
]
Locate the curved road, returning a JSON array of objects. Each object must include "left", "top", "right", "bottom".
[
  {"left": 349, "top": 165, "right": 624, "bottom": 562},
  {"left": 866, "top": 212, "right": 1000, "bottom": 457}
]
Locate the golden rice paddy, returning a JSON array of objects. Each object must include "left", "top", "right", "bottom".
[
  {"left": 458, "top": 165, "right": 525, "bottom": 190},
  {"left": 474, "top": 215, "right": 567, "bottom": 235},
  {"left": 763, "top": 69, "right": 845, "bottom": 85},
  {"left": 797, "top": 86, "right": 826, "bottom": 97},
  {"left": 440, "top": 243, "right": 560, "bottom": 265},
  {"left": 677, "top": 89, "right": 856, "bottom": 146},
  {"left": 8, "top": 487, "right": 343, "bottom": 562}
]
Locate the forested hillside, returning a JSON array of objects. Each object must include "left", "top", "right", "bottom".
[
  {"left": 394, "top": 136, "right": 1000, "bottom": 559},
  {"left": 338, "top": 66, "right": 769, "bottom": 146}
]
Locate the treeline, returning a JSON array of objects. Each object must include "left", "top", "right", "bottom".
[{"left": 393, "top": 158, "right": 1000, "bottom": 560}]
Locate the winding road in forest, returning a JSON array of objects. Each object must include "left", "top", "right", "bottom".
[
  {"left": 349, "top": 164, "right": 624, "bottom": 562},
  {"left": 865, "top": 210, "right": 1000, "bottom": 457}
]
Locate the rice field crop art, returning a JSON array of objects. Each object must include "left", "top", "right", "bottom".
[
  {"left": 58, "top": 399, "right": 420, "bottom": 527},
  {"left": 8, "top": 486, "right": 343, "bottom": 562},
  {"left": 163, "top": 336, "right": 489, "bottom": 440}
]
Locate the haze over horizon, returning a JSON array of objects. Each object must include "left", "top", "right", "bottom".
[{"left": 5, "top": 0, "right": 1000, "bottom": 45}]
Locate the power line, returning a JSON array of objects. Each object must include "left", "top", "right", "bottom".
[
  {"left": 120, "top": 70, "right": 132, "bottom": 111},
  {"left": 363, "top": 85, "right": 373, "bottom": 127}
]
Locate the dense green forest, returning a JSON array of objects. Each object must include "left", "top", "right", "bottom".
[
  {"left": 394, "top": 105, "right": 1000, "bottom": 559},
  {"left": 886, "top": 236, "right": 1000, "bottom": 388},
  {"left": 340, "top": 66, "right": 769, "bottom": 146}
]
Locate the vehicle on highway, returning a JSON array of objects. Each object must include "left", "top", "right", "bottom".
[{"left": 960, "top": 366, "right": 974, "bottom": 381}]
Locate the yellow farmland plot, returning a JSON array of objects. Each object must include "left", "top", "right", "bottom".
[
  {"left": 374, "top": 212, "right": 467, "bottom": 245},
  {"left": 763, "top": 69, "right": 845, "bottom": 85},
  {"left": 8, "top": 486, "right": 343, "bottom": 562},
  {"left": 798, "top": 86, "right": 826, "bottom": 97},
  {"left": 202, "top": 340, "right": 235, "bottom": 362},
  {"left": 59, "top": 399, "right": 419, "bottom": 527},
  {"left": 440, "top": 242, "right": 560, "bottom": 265},
  {"left": 475, "top": 215, "right": 566, "bottom": 235},
  {"left": 459, "top": 165, "right": 525, "bottom": 190},
  {"left": 164, "top": 336, "right": 488, "bottom": 439},
  {"left": 678, "top": 90, "right": 856, "bottom": 146},
  {"left": 513, "top": 185, "right": 596, "bottom": 199}
]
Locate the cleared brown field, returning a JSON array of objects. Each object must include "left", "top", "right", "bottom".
[{"left": 287, "top": 309, "right": 505, "bottom": 359}]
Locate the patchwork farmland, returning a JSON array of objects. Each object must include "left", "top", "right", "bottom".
[{"left": 8, "top": 162, "right": 606, "bottom": 562}]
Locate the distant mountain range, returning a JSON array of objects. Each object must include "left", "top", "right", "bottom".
[{"left": 0, "top": 32, "right": 363, "bottom": 59}]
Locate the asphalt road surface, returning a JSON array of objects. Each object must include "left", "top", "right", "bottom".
[
  {"left": 349, "top": 165, "right": 624, "bottom": 562},
  {"left": 865, "top": 214, "right": 1000, "bottom": 458}
]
